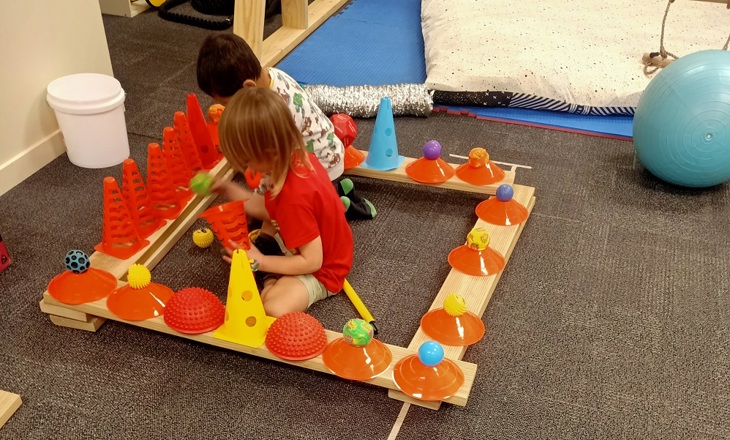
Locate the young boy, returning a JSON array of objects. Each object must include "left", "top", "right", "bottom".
[{"left": 196, "top": 32, "right": 376, "bottom": 221}]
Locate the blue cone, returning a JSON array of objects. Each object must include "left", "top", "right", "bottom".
[{"left": 362, "top": 97, "right": 405, "bottom": 171}]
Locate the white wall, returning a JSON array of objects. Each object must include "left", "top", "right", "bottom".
[{"left": 0, "top": 0, "right": 114, "bottom": 196}]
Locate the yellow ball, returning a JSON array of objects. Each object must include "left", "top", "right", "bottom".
[
  {"left": 128, "top": 264, "right": 151, "bottom": 289},
  {"left": 193, "top": 228, "right": 215, "bottom": 248},
  {"left": 443, "top": 294, "right": 467, "bottom": 317},
  {"left": 466, "top": 227, "right": 490, "bottom": 251}
]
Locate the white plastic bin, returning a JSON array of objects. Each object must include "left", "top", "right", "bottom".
[{"left": 47, "top": 73, "right": 130, "bottom": 168}]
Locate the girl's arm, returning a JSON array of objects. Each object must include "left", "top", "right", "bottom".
[{"left": 255, "top": 236, "right": 323, "bottom": 275}]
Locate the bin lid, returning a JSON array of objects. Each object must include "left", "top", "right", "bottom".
[{"left": 47, "top": 73, "right": 125, "bottom": 115}]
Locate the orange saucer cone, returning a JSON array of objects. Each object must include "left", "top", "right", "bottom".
[
  {"left": 95, "top": 177, "right": 150, "bottom": 260},
  {"left": 322, "top": 319, "right": 392, "bottom": 381},
  {"left": 448, "top": 227, "right": 505, "bottom": 276},
  {"left": 330, "top": 114, "right": 364, "bottom": 170},
  {"left": 455, "top": 147, "right": 505, "bottom": 186},
  {"left": 174, "top": 111, "right": 204, "bottom": 174},
  {"left": 48, "top": 250, "right": 117, "bottom": 305},
  {"left": 107, "top": 264, "right": 174, "bottom": 321},
  {"left": 393, "top": 341, "right": 464, "bottom": 401},
  {"left": 121, "top": 159, "right": 165, "bottom": 239},
  {"left": 187, "top": 94, "right": 222, "bottom": 169},
  {"left": 475, "top": 184, "right": 528, "bottom": 226},
  {"left": 147, "top": 143, "right": 183, "bottom": 220},
  {"left": 344, "top": 145, "right": 365, "bottom": 170},
  {"left": 421, "top": 294, "right": 485, "bottom": 346},
  {"left": 162, "top": 127, "right": 194, "bottom": 204},
  {"left": 406, "top": 140, "right": 455, "bottom": 184}
]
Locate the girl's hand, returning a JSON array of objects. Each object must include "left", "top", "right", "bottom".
[{"left": 222, "top": 239, "right": 264, "bottom": 267}]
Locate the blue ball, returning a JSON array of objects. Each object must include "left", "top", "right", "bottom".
[
  {"left": 496, "top": 184, "right": 514, "bottom": 201},
  {"left": 65, "top": 250, "right": 90, "bottom": 274},
  {"left": 418, "top": 341, "right": 444, "bottom": 367},
  {"left": 633, "top": 50, "right": 730, "bottom": 188}
]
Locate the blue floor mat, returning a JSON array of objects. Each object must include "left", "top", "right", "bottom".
[{"left": 277, "top": 0, "right": 634, "bottom": 139}]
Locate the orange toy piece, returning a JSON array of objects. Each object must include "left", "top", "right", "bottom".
[
  {"left": 121, "top": 159, "right": 165, "bottom": 239},
  {"left": 146, "top": 143, "right": 183, "bottom": 220},
  {"left": 393, "top": 341, "right": 464, "bottom": 401},
  {"left": 95, "top": 177, "right": 150, "bottom": 260},
  {"left": 48, "top": 250, "right": 117, "bottom": 305},
  {"left": 454, "top": 147, "right": 505, "bottom": 186},
  {"left": 344, "top": 146, "right": 366, "bottom": 170},
  {"left": 322, "top": 319, "right": 392, "bottom": 381},
  {"left": 265, "top": 312, "right": 328, "bottom": 361},
  {"left": 199, "top": 201, "right": 250, "bottom": 251},
  {"left": 173, "top": 111, "right": 204, "bottom": 174},
  {"left": 107, "top": 264, "right": 174, "bottom": 321},
  {"left": 420, "top": 294, "right": 486, "bottom": 346},
  {"left": 207, "top": 104, "right": 225, "bottom": 149},
  {"left": 244, "top": 169, "right": 263, "bottom": 190},
  {"left": 187, "top": 94, "right": 222, "bottom": 170},
  {"left": 475, "top": 184, "right": 528, "bottom": 226},
  {"left": 447, "top": 227, "right": 505, "bottom": 276},
  {"left": 162, "top": 127, "right": 194, "bottom": 204},
  {"left": 405, "top": 140, "right": 455, "bottom": 184},
  {"left": 164, "top": 287, "right": 225, "bottom": 334}
]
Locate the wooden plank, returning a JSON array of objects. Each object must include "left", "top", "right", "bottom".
[
  {"left": 388, "top": 186, "right": 536, "bottom": 408},
  {"left": 0, "top": 391, "right": 21, "bottom": 429},
  {"left": 233, "top": 0, "right": 266, "bottom": 59},
  {"left": 39, "top": 299, "right": 89, "bottom": 322},
  {"left": 49, "top": 314, "right": 106, "bottom": 332},
  {"left": 42, "top": 292, "right": 478, "bottom": 407},
  {"left": 345, "top": 150, "right": 516, "bottom": 196},
  {"left": 282, "top": 0, "right": 309, "bottom": 29},
  {"left": 258, "top": 0, "right": 349, "bottom": 67}
]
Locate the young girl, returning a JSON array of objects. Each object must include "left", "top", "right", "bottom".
[{"left": 216, "top": 87, "right": 354, "bottom": 318}]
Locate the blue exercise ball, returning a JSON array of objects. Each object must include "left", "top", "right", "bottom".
[{"left": 633, "top": 50, "right": 730, "bottom": 188}]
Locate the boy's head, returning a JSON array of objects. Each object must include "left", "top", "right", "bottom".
[{"left": 197, "top": 33, "right": 262, "bottom": 104}]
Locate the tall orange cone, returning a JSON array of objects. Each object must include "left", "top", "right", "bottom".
[
  {"left": 95, "top": 177, "right": 150, "bottom": 260},
  {"left": 147, "top": 143, "right": 183, "bottom": 220},
  {"left": 187, "top": 93, "right": 222, "bottom": 169},
  {"left": 162, "top": 127, "right": 194, "bottom": 204},
  {"left": 121, "top": 159, "right": 165, "bottom": 239},
  {"left": 173, "top": 111, "right": 204, "bottom": 173}
]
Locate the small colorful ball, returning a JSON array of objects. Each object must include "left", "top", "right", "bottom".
[
  {"left": 127, "top": 264, "right": 151, "bottom": 289},
  {"left": 192, "top": 228, "right": 215, "bottom": 248},
  {"left": 65, "top": 250, "right": 90, "bottom": 274},
  {"left": 342, "top": 319, "right": 374, "bottom": 347},
  {"left": 466, "top": 227, "right": 490, "bottom": 251},
  {"left": 208, "top": 104, "right": 225, "bottom": 122},
  {"left": 443, "top": 293, "right": 467, "bottom": 317},
  {"left": 418, "top": 341, "right": 445, "bottom": 367},
  {"left": 189, "top": 172, "right": 214, "bottom": 196},
  {"left": 496, "top": 184, "right": 514, "bottom": 202},
  {"left": 468, "top": 147, "right": 489, "bottom": 168},
  {"left": 423, "top": 140, "right": 442, "bottom": 160}
]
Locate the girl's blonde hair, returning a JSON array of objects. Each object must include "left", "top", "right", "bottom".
[{"left": 219, "top": 87, "right": 312, "bottom": 197}]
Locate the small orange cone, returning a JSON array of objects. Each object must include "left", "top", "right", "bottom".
[
  {"left": 421, "top": 294, "right": 485, "bottom": 346},
  {"left": 174, "top": 111, "right": 204, "bottom": 173},
  {"left": 121, "top": 159, "right": 165, "bottom": 239},
  {"left": 162, "top": 127, "right": 194, "bottom": 204},
  {"left": 147, "top": 143, "right": 183, "bottom": 220},
  {"left": 393, "top": 341, "right": 464, "bottom": 401},
  {"left": 405, "top": 140, "right": 455, "bottom": 184},
  {"left": 107, "top": 264, "right": 174, "bottom": 321},
  {"left": 187, "top": 94, "right": 222, "bottom": 169},
  {"left": 475, "top": 184, "right": 528, "bottom": 226},
  {"left": 95, "top": 177, "right": 150, "bottom": 260},
  {"left": 447, "top": 227, "right": 505, "bottom": 276},
  {"left": 455, "top": 147, "right": 505, "bottom": 186},
  {"left": 322, "top": 319, "right": 392, "bottom": 381},
  {"left": 344, "top": 146, "right": 365, "bottom": 170}
]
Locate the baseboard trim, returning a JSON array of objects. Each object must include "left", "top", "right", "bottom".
[{"left": 0, "top": 130, "right": 67, "bottom": 197}]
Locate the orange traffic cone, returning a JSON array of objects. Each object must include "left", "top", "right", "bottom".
[
  {"left": 173, "top": 111, "right": 204, "bottom": 173},
  {"left": 162, "top": 127, "right": 194, "bottom": 204},
  {"left": 187, "top": 94, "right": 222, "bottom": 169},
  {"left": 95, "top": 177, "right": 150, "bottom": 260},
  {"left": 147, "top": 143, "right": 183, "bottom": 220},
  {"left": 121, "top": 159, "right": 165, "bottom": 239}
]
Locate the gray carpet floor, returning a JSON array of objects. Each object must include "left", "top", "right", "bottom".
[{"left": 1, "top": 4, "right": 730, "bottom": 440}]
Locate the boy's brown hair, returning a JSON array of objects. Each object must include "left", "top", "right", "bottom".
[
  {"left": 219, "top": 87, "right": 312, "bottom": 198},
  {"left": 196, "top": 33, "right": 262, "bottom": 99}
]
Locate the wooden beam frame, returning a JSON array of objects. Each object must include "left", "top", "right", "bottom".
[{"left": 0, "top": 391, "right": 21, "bottom": 429}]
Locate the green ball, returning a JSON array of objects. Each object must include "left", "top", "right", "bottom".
[
  {"left": 189, "top": 172, "right": 214, "bottom": 196},
  {"left": 342, "top": 319, "right": 373, "bottom": 347}
]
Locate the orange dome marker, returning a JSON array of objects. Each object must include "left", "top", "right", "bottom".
[
  {"left": 405, "top": 140, "right": 455, "bottom": 184},
  {"left": 48, "top": 250, "right": 117, "bottom": 305},
  {"left": 106, "top": 264, "right": 174, "bottom": 321},
  {"left": 265, "top": 312, "right": 328, "bottom": 361},
  {"left": 322, "top": 319, "right": 392, "bottom": 381},
  {"left": 454, "top": 147, "right": 505, "bottom": 186},
  {"left": 447, "top": 227, "right": 505, "bottom": 276},
  {"left": 393, "top": 341, "right": 464, "bottom": 401},
  {"left": 475, "top": 184, "right": 528, "bottom": 226},
  {"left": 421, "top": 294, "right": 485, "bottom": 346}
]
